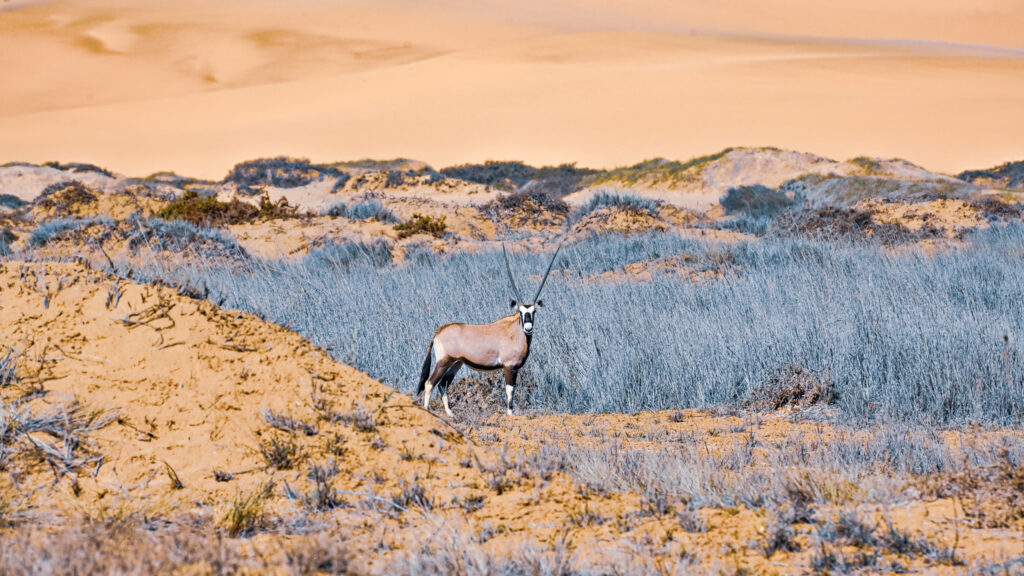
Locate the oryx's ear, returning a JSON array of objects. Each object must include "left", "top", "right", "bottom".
[
  {"left": 536, "top": 299, "right": 544, "bottom": 307},
  {"left": 510, "top": 299, "right": 518, "bottom": 309}
]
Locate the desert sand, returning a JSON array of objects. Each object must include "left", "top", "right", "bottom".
[
  {"left": 3, "top": 261, "right": 1022, "bottom": 573},
  {"left": 2, "top": 0, "right": 1024, "bottom": 178}
]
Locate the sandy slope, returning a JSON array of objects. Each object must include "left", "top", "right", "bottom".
[
  {"left": 1, "top": 0, "right": 1023, "bottom": 179},
  {"left": 3, "top": 261, "right": 1023, "bottom": 571}
]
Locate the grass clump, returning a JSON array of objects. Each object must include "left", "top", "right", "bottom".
[
  {"left": 259, "top": 434, "right": 302, "bottom": 470},
  {"left": 304, "top": 459, "right": 347, "bottom": 511},
  {"left": 303, "top": 239, "right": 393, "bottom": 270},
  {"left": 394, "top": 213, "right": 446, "bottom": 239},
  {"left": 219, "top": 481, "right": 275, "bottom": 536},
  {"left": 322, "top": 199, "right": 399, "bottom": 223},
  {"left": 262, "top": 408, "right": 318, "bottom": 436},
  {"left": 573, "top": 191, "right": 661, "bottom": 220},
  {"left": 27, "top": 216, "right": 113, "bottom": 247}
]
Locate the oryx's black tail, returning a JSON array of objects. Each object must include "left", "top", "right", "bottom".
[{"left": 417, "top": 342, "right": 433, "bottom": 395}]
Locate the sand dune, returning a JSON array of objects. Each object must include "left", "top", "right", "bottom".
[{"left": 1, "top": 0, "right": 1022, "bottom": 179}]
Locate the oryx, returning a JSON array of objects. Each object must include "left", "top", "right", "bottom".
[{"left": 416, "top": 241, "right": 563, "bottom": 416}]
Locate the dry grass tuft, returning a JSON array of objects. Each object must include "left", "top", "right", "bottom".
[
  {"left": 258, "top": 433, "right": 303, "bottom": 470},
  {"left": 219, "top": 481, "right": 275, "bottom": 537}
]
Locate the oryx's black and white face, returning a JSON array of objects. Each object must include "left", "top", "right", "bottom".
[{"left": 511, "top": 300, "right": 544, "bottom": 335}]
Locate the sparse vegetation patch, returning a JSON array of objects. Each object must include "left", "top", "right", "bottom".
[
  {"left": 393, "top": 213, "right": 446, "bottom": 239},
  {"left": 442, "top": 161, "right": 596, "bottom": 196},
  {"left": 155, "top": 190, "right": 299, "bottom": 227},
  {"left": 322, "top": 199, "right": 399, "bottom": 223},
  {"left": 573, "top": 191, "right": 661, "bottom": 220},
  {"left": 583, "top": 149, "right": 733, "bottom": 187},
  {"left": 224, "top": 156, "right": 344, "bottom": 193},
  {"left": 720, "top": 184, "right": 795, "bottom": 217}
]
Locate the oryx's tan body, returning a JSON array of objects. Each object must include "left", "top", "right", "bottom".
[
  {"left": 417, "top": 313, "right": 532, "bottom": 416},
  {"left": 416, "top": 240, "right": 562, "bottom": 417},
  {"left": 433, "top": 314, "right": 531, "bottom": 371}
]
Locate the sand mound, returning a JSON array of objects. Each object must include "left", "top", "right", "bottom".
[
  {"left": 564, "top": 148, "right": 955, "bottom": 212},
  {"left": 0, "top": 261, "right": 638, "bottom": 560},
  {"left": 860, "top": 197, "right": 986, "bottom": 238},
  {"left": 0, "top": 262, "right": 494, "bottom": 513},
  {"left": 958, "top": 160, "right": 1024, "bottom": 192},
  {"left": 0, "top": 165, "right": 123, "bottom": 203}
]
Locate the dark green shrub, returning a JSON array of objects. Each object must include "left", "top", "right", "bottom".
[
  {"left": 225, "top": 157, "right": 344, "bottom": 192},
  {"left": 721, "top": 185, "right": 795, "bottom": 217},
  {"left": 156, "top": 191, "right": 298, "bottom": 227},
  {"left": 393, "top": 213, "right": 446, "bottom": 239}
]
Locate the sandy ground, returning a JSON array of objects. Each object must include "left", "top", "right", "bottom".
[
  {"left": 3, "top": 260, "right": 1023, "bottom": 573},
  {"left": 1, "top": 0, "right": 1023, "bottom": 179}
]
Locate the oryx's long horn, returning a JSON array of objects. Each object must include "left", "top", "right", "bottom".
[
  {"left": 502, "top": 242, "right": 522, "bottom": 302},
  {"left": 532, "top": 237, "right": 564, "bottom": 303}
]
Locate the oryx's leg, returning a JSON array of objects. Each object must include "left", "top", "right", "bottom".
[
  {"left": 423, "top": 357, "right": 454, "bottom": 411},
  {"left": 438, "top": 362, "right": 462, "bottom": 417},
  {"left": 502, "top": 366, "right": 519, "bottom": 416}
]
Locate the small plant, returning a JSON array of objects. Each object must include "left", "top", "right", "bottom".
[
  {"left": 566, "top": 502, "right": 606, "bottom": 527},
  {"left": 0, "top": 348, "right": 19, "bottom": 389},
  {"left": 457, "top": 494, "right": 486, "bottom": 513},
  {"left": 163, "top": 461, "right": 184, "bottom": 490},
  {"left": 259, "top": 434, "right": 302, "bottom": 470},
  {"left": 340, "top": 405, "right": 377, "bottom": 434},
  {"left": 219, "top": 481, "right": 274, "bottom": 536},
  {"left": 262, "top": 409, "right": 318, "bottom": 436},
  {"left": 676, "top": 507, "right": 706, "bottom": 533},
  {"left": 394, "top": 476, "right": 433, "bottom": 511},
  {"left": 393, "top": 213, "right": 446, "bottom": 239},
  {"left": 323, "top": 432, "right": 347, "bottom": 458},
  {"left": 639, "top": 486, "right": 674, "bottom": 517},
  {"left": 20, "top": 401, "right": 118, "bottom": 481},
  {"left": 305, "top": 459, "right": 346, "bottom": 511},
  {"left": 761, "top": 508, "right": 801, "bottom": 558}
]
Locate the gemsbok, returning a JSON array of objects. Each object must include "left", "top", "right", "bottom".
[{"left": 417, "top": 241, "right": 563, "bottom": 416}]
